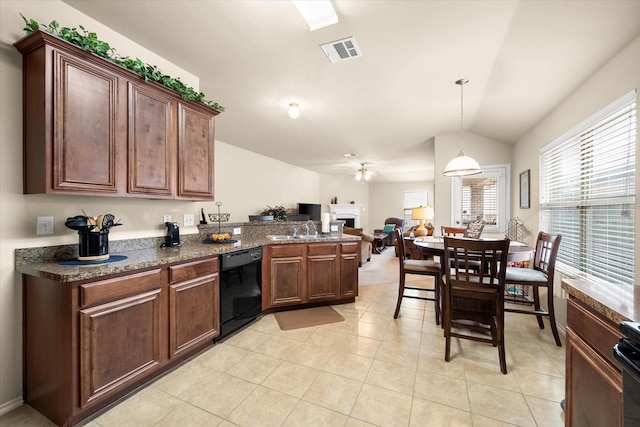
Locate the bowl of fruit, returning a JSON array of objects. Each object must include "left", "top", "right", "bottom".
[{"left": 204, "top": 232, "right": 237, "bottom": 244}]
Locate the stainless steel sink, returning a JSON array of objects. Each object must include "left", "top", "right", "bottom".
[
  {"left": 267, "top": 235, "right": 294, "bottom": 240},
  {"left": 267, "top": 234, "right": 322, "bottom": 240}
]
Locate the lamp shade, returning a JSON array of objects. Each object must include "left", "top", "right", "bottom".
[
  {"left": 443, "top": 151, "right": 482, "bottom": 176},
  {"left": 411, "top": 206, "right": 428, "bottom": 220}
]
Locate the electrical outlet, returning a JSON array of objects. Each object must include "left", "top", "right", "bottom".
[
  {"left": 233, "top": 227, "right": 241, "bottom": 235},
  {"left": 183, "top": 214, "right": 195, "bottom": 226},
  {"left": 163, "top": 215, "right": 172, "bottom": 223},
  {"left": 36, "top": 216, "right": 54, "bottom": 235}
]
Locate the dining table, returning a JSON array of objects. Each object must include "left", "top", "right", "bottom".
[
  {"left": 411, "top": 235, "right": 536, "bottom": 326},
  {"left": 412, "top": 236, "right": 535, "bottom": 264}
]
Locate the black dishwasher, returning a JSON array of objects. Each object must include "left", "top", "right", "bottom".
[
  {"left": 614, "top": 321, "right": 640, "bottom": 426},
  {"left": 216, "top": 247, "right": 262, "bottom": 341}
]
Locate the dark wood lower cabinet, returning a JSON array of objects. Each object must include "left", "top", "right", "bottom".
[
  {"left": 168, "top": 263, "right": 220, "bottom": 358},
  {"left": 565, "top": 296, "right": 624, "bottom": 426},
  {"left": 79, "top": 289, "right": 162, "bottom": 407},
  {"left": 23, "top": 256, "right": 219, "bottom": 426},
  {"left": 263, "top": 242, "right": 358, "bottom": 311}
]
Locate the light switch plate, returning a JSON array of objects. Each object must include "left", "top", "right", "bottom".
[
  {"left": 233, "top": 227, "right": 241, "bottom": 235},
  {"left": 36, "top": 216, "right": 54, "bottom": 235},
  {"left": 183, "top": 214, "right": 195, "bottom": 227}
]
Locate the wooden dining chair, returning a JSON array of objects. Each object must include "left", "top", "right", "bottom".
[
  {"left": 443, "top": 236, "right": 510, "bottom": 374},
  {"left": 441, "top": 226, "right": 481, "bottom": 273},
  {"left": 394, "top": 229, "right": 442, "bottom": 324},
  {"left": 504, "top": 232, "right": 563, "bottom": 346}
]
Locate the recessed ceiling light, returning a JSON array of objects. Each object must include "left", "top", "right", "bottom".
[{"left": 292, "top": 0, "right": 338, "bottom": 31}]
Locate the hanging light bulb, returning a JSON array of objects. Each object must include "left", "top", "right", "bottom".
[
  {"left": 443, "top": 78, "right": 482, "bottom": 177},
  {"left": 355, "top": 173, "right": 362, "bottom": 181},
  {"left": 288, "top": 102, "right": 300, "bottom": 119}
]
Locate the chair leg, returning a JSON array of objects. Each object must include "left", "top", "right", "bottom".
[
  {"left": 547, "top": 287, "right": 562, "bottom": 347},
  {"left": 497, "top": 308, "right": 507, "bottom": 374},
  {"left": 532, "top": 287, "right": 545, "bottom": 330},
  {"left": 444, "top": 290, "right": 451, "bottom": 362},
  {"left": 434, "top": 274, "right": 441, "bottom": 325},
  {"left": 394, "top": 274, "right": 406, "bottom": 319}
]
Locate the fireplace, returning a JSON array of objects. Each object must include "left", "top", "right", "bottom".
[
  {"left": 329, "top": 204, "right": 362, "bottom": 228},
  {"left": 339, "top": 218, "right": 355, "bottom": 227}
]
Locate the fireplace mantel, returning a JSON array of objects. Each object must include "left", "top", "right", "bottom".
[{"left": 329, "top": 204, "right": 362, "bottom": 228}]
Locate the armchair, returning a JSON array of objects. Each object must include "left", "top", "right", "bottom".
[
  {"left": 374, "top": 217, "right": 404, "bottom": 256},
  {"left": 343, "top": 227, "right": 373, "bottom": 266}
]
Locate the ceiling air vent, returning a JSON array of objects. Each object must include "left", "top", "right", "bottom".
[{"left": 320, "top": 36, "right": 362, "bottom": 63}]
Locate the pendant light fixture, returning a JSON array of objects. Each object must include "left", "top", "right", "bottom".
[{"left": 443, "top": 78, "right": 482, "bottom": 177}]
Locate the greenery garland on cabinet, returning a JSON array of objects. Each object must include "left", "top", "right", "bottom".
[{"left": 20, "top": 14, "right": 225, "bottom": 113}]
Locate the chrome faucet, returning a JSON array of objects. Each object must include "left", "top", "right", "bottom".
[{"left": 293, "top": 220, "right": 317, "bottom": 237}]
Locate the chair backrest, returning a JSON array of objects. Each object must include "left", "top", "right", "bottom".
[
  {"left": 443, "top": 237, "right": 510, "bottom": 293},
  {"left": 464, "top": 218, "right": 485, "bottom": 239},
  {"left": 441, "top": 226, "right": 466, "bottom": 237},
  {"left": 533, "top": 232, "right": 562, "bottom": 280},
  {"left": 395, "top": 229, "right": 406, "bottom": 260}
]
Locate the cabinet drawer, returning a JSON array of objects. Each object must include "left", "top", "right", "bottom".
[
  {"left": 169, "top": 258, "right": 218, "bottom": 284},
  {"left": 269, "top": 244, "right": 304, "bottom": 258},
  {"left": 567, "top": 296, "right": 623, "bottom": 370},
  {"left": 80, "top": 269, "right": 162, "bottom": 308},
  {"left": 308, "top": 244, "right": 337, "bottom": 256},
  {"left": 340, "top": 242, "right": 358, "bottom": 254}
]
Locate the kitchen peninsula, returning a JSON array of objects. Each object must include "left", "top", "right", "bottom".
[
  {"left": 562, "top": 278, "right": 640, "bottom": 427},
  {"left": 15, "top": 222, "right": 360, "bottom": 427}
]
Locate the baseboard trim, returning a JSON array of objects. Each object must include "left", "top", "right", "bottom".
[{"left": 0, "top": 397, "right": 24, "bottom": 417}]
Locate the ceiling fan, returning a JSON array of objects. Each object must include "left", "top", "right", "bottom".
[{"left": 353, "top": 162, "right": 380, "bottom": 182}]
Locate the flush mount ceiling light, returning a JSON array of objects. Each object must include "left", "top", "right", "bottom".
[
  {"left": 288, "top": 102, "right": 300, "bottom": 119},
  {"left": 353, "top": 162, "right": 379, "bottom": 182},
  {"left": 343, "top": 153, "right": 359, "bottom": 158},
  {"left": 443, "top": 78, "right": 482, "bottom": 177},
  {"left": 292, "top": 0, "right": 338, "bottom": 31}
]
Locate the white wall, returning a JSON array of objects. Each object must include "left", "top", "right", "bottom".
[
  {"left": 511, "top": 35, "right": 640, "bottom": 330},
  {"left": 0, "top": 0, "right": 320, "bottom": 412},
  {"left": 434, "top": 132, "right": 514, "bottom": 234},
  {"left": 368, "top": 181, "right": 435, "bottom": 231}
]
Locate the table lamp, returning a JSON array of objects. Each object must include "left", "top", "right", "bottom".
[{"left": 412, "top": 206, "right": 434, "bottom": 237}]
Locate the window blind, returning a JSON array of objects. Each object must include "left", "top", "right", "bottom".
[
  {"left": 540, "top": 92, "right": 636, "bottom": 284},
  {"left": 461, "top": 177, "right": 498, "bottom": 226}
]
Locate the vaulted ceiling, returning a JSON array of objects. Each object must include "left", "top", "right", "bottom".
[{"left": 62, "top": 0, "right": 640, "bottom": 182}]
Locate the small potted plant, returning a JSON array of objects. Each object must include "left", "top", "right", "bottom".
[{"left": 261, "top": 205, "right": 288, "bottom": 221}]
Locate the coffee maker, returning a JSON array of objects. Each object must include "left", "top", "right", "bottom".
[{"left": 164, "top": 221, "right": 180, "bottom": 247}]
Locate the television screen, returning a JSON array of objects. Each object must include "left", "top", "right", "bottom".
[{"left": 297, "top": 203, "right": 321, "bottom": 221}]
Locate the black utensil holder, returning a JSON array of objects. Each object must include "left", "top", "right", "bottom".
[{"left": 78, "top": 229, "right": 109, "bottom": 260}]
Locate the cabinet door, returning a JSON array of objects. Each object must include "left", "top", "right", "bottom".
[
  {"left": 169, "top": 274, "right": 219, "bottom": 357},
  {"left": 53, "top": 50, "right": 120, "bottom": 193},
  {"left": 340, "top": 242, "right": 359, "bottom": 297},
  {"left": 266, "top": 245, "right": 306, "bottom": 308},
  {"left": 79, "top": 289, "right": 161, "bottom": 407},
  {"left": 307, "top": 244, "right": 340, "bottom": 302},
  {"left": 127, "top": 82, "right": 173, "bottom": 196},
  {"left": 566, "top": 328, "right": 623, "bottom": 427},
  {"left": 177, "top": 103, "right": 215, "bottom": 200}
]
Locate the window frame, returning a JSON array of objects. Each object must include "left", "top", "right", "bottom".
[
  {"left": 539, "top": 90, "right": 636, "bottom": 285},
  {"left": 451, "top": 164, "right": 510, "bottom": 235}
]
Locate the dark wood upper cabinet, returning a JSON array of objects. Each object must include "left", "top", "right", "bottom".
[{"left": 15, "top": 31, "right": 218, "bottom": 200}]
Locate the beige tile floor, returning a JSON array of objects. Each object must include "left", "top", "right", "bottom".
[{"left": 1, "top": 250, "right": 566, "bottom": 427}]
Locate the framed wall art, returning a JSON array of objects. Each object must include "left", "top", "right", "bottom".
[{"left": 520, "top": 169, "right": 530, "bottom": 209}]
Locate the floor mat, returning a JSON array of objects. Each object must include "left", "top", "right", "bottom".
[{"left": 274, "top": 306, "right": 345, "bottom": 331}]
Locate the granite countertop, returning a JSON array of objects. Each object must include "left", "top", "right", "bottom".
[
  {"left": 562, "top": 278, "right": 640, "bottom": 324},
  {"left": 16, "top": 234, "right": 360, "bottom": 283}
]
